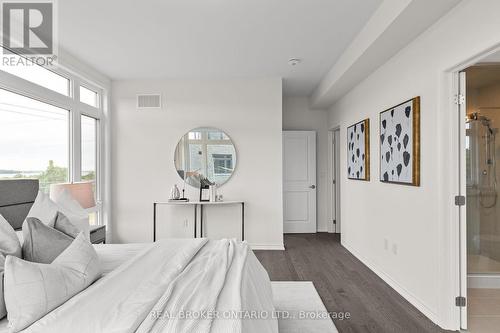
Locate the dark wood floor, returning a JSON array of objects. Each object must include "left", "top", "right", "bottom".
[{"left": 255, "top": 233, "right": 454, "bottom": 333}]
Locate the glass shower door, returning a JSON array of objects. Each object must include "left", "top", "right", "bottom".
[{"left": 467, "top": 112, "right": 500, "bottom": 275}]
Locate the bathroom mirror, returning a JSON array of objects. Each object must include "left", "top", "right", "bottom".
[{"left": 174, "top": 127, "right": 237, "bottom": 188}]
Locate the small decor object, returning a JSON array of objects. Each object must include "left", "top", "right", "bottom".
[
  {"left": 216, "top": 194, "right": 223, "bottom": 202},
  {"left": 347, "top": 119, "right": 370, "bottom": 180},
  {"left": 200, "top": 186, "right": 210, "bottom": 202},
  {"left": 209, "top": 185, "right": 217, "bottom": 202},
  {"left": 379, "top": 96, "right": 420, "bottom": 186},
  {"left": 170, "top": 184, "right": 181, "bottom": 200},
  {"left": 199, "top": 176, "right": 213, "bottom": 202},
  {"left": 168, "top": 184, "right": 189, "bottom": 202}
]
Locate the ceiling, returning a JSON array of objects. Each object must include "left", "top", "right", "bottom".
[
  {"left": 465, "top": 50, "right": 500, "bottom": 89},
  {"left": 466, "top": 65, "right": 500, "bottom": 91},
  {"left": 58, "top": 0, "right": 381, "bottom": 96}
]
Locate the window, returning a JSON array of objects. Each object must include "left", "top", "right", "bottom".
[
  {"left": 208, "top": 132, "right": 229, "bottom": 140},
  {"left": 188, "top": 131, "right": 202, "bottom": 140},
  {"left": 0, "top": 88, "right": 69, "bottom": 193},
  {"left": 212, "top": 154, "right": 233, "bottom": 175},
  {"left": 0, "top": 55, "right": 106, "bottom": 225},
  {"left": 81, "top": 115, "right": 98, "bottom": 225},
  {"left": 0, "top": 53, "right": 70, "bottom": 96},
  {"left": 80, "top": 86, "right": 99, "bottom": 107},
  {"left": 81, "top": 115, "right": 97, "bottom": 186},
  {"left": 188, "top": 144, "right": 203, "bottom": 172}
]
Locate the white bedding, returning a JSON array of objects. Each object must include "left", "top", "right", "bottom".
[
  {"left": 93, "top": 242, "right": 153, "bottom": 275},
  {"left": 0, "top": 243, "right": 152, "bottom": 333},
  {"left": 6, "top": 239, "right": 277, "bottom": 333}
]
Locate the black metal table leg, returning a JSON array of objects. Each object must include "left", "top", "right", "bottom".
[
  {"left": 200, "top": 204, "right": 204, "bottom": 238},
  {"left": 242, "top": 202, "right": 245, "bottom": 241},
  {"left": 153, "top": 202, "right": 157, "bottom": 242},
  {"left": 194, "top": 204, "right": 197, "bottom": 238}
]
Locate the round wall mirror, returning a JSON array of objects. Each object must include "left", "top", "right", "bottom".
[{"left": 174, "top": 127, "right": 237, "bottom": 188}]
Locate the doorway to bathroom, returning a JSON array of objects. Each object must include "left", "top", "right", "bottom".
[{"left": 462, "top": 63, "right": 500, "bottom": 332}]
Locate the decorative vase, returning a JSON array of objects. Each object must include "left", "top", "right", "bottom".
[
  {"left": 209, "top": 185, "right": 217, "bottom": 202},
  {"left": 170, "top": 184, "right": 181, "bottom": 200}
]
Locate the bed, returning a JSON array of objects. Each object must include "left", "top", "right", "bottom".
[{"left": 0, "top": 179, "right": 278, "bottom": 332}]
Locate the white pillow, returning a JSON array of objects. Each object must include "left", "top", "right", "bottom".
[
  {"left": 26, "top": 191, "right": 59, "bottom": 227},
  {"left": 0, "top": 215, "right": 22, "bottom": 319},
  {"left": 51, "top": 189, "right": 90, "bottom": 239},
  {"left": 27, "top": 190, "right": 90, "bottom": 239},
  {"left": 0, "top": 215, "right": 21, "bottom": 259},
  {"left": 4, "top": 233, "right": 101, "bottom": 332},
  {"left": 14, "top": 231, "right": 23, "bottom": 246}
]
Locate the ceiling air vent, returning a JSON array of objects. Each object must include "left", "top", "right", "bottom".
[{"left": 137, "top": 94, "right": 161, "bottom": 109}]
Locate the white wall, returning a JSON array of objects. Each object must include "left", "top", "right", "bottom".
[
  {"left": 327, "top": 0, "right": 500, "bottom": 329},
  {"left": 111, "top": 78, "right": 284, "bottom": 250},
  {"left": 282, "top": 97, "right": 330, "bottom": 232}
]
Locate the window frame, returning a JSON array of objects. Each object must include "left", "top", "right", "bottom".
[
  {"left": 79, "top": 84, "right": 100, "bottom": 108},
  {"left": 212, "top": 154, "right": 233, "bottom": 175},
  {"left": 0, "top": 61, "right": 106, "bottom": 224},
  {"left": 0, "top": 53, "right": 72, "bottom": 97}
]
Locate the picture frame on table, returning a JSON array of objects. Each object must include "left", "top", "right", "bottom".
[{"left": 200, "top": 186, "right": 210, "bottom": 202}]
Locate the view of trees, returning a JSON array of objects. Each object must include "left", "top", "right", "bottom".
[{"left": 8, "top": 160, "right": 95, "bottom": 193}]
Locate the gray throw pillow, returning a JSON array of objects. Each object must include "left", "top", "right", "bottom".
[
  {"left": 22, "top": 218, "right": 74, "bottom": 264},
  {"left": 53, "top": 211, "right": 80, "bottom": 238}
]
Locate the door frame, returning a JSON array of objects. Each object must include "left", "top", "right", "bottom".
[
  {"left": 457, "top": 70, "right": 467, "bottom": 330},
  {"left": 445, "top": 44, "right": 500, "bottom": 331},
  {"left": 328, "top": 126, "right": 341, "bottom": 233}
]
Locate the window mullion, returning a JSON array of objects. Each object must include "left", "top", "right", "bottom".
[
  {"left": 96, "top": 118, "right": 102, "bottom": 204},
  {"left": 72, "top": 78, "right": 82, "bottom": 183},
  {"left": 202, "top": 134, "right": 208, "bottom": 177},
  {"left": 79, "top": 103, "right": 100, "bottom": 118}
]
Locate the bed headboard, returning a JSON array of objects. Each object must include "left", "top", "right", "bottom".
[{"left": 0, "top": 179, "right": 38, "bottom": 230}]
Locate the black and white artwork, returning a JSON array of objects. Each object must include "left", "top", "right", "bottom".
[
  {"left": 379, "top": 97, "right": 420, "bottom": 186},
  {"left": 347, "top": 119, "right": 370, "bottom": 181}
]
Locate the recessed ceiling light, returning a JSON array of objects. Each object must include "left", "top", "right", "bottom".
[{"left": 288, "top": 58, "right": 301, "bottom": 66}]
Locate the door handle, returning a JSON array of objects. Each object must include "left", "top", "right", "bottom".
[{"left": 309, "top": 185, "right": 316, "bottom": 189}]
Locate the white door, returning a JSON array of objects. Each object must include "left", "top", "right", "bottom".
[
  {"left": 283, "top": 131, "right": 316, "bottom": 233},
  {"left": 458, "top": 71, "right": 468, "bottom": 330},
  {"left": 333, "top": 128, "right": 341, "bottom": 233}
]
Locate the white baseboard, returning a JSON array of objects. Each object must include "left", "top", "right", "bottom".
[
  {"left": 249, "top": 243, "right": 285, "bottom": 250},
  {"left": 468, "top": 274, "right": 500, "bottom": 289},
  {"left": 342, "top": 241, "right": 442, "bottom": 328}
]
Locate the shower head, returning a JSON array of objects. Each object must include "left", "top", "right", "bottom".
[{"left": 468, "top": 113, "right": 494, "bottom": 133}]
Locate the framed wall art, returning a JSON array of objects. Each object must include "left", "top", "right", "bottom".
[
  {"left": 347, "top": 118, "right": 370, "bottom": 181},
  {"left": 379, "top": 96, "right": 420, "bottom": 186}
]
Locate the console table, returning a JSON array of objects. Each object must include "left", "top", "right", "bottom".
[{"left": 153, "top": 201, "right": 245, "bottom": 242}]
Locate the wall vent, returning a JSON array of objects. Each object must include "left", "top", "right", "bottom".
[{"left": 137, "top": 94, "right": 161, "bottom": 109}]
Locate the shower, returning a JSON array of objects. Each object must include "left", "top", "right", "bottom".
[{"left": 467, "top": 113, "right": 497, "bottom": 209}]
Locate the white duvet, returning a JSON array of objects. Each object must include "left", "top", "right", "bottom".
[{"left": 20, "top": 239, "right": 278, "bottom": 333}]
